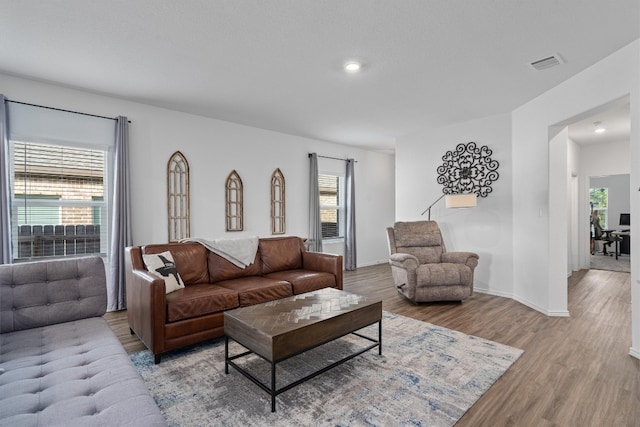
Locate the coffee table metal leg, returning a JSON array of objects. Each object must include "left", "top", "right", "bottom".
[
  {"left": 271, "top": 361, "right": 276, "bottom": 412},
  {"left": 378, "top": 320, "right": 382, "bottom": 355},
  {"left": 225, "top": 336, "right": 229, "bottom": 374},
  {"left": 226, "top": 318, "right": 382, "bottom": 413}
]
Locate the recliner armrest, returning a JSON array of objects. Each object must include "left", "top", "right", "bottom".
[
  {"left": 389, "top": 253, "right": 420, "bottom": 270},
  {"left": 442, "top": 252, "right": 479, "bottom": 269}
]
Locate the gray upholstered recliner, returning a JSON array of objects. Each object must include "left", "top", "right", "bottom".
[{"left": 386, "top": 221, "right": 479, "bottom": 303}]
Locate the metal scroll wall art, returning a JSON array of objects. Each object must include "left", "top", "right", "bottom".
[{"left": 437, "top": 142, "right": 499, "bottom": 197}]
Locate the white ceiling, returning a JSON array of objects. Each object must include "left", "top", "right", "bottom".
[
  {"left": 1, "top": 1, "right": 638, "bottom": 152},
  {"left": 567, "top": 98, "right": 630, "bottom": 146}
]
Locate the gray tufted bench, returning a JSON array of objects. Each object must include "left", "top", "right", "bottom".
[{"left": 0, "top": 256, "right": 166, "bottom": 427}]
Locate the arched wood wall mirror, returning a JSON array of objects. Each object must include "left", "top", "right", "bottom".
[
  {"left": 271, "top": 168, "right": 286, "bottom": 234},
  {"left": 225, "top": 170, "right": 244, "bottom": 231},
  {"left": 167, "top": 151, "right": 190, "bottom": 242}
]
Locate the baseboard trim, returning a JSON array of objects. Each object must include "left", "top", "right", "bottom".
[
  {"left": 511, "top": 294, "right": 570, "bottom": 317},
  {"left": 512, "top": 295, "right": 547, "bottom": 315},
  {"left": 356, "top": 264, "right": 573, "bottom": 317},
  {"left": 547, "top": 310, "right": 571, "bottom": 317},
  {"left": 629, "top": 347, "right": 640, "bottom": 360},
  {"left": 354, "top": 260, "right": 389, "bottom": 268},
  {"left": 474, "top": 288, "right": 512, "bottom": 299}
]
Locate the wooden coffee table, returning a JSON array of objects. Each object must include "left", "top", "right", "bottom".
[{"left": 224, "top": 287, "right": 382, "bottom": 412}]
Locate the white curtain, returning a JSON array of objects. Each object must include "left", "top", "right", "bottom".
[
  {"left": 0, "top": 95, "right": 11, "bottom": 264},
  {"left": 108, "top": 117, "right": 131, "bottom": 311},
  {"left": 345, "top": 158, "right": 357, "bottom": 270},
  {"left": 308, "top": 153, "right": 323, "bottom": 252}
]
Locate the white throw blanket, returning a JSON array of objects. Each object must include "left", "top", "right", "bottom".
[{"left": 180, "top": 236, "right": 259, "bottom": 269}]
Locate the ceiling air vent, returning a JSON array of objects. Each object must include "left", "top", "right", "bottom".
[{"left": 529, "top": 54, "right": 565, "bottom": 71}]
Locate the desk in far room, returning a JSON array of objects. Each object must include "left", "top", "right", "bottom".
[{"left": 611, "top": 230, "right": 630, "bottom": 260}]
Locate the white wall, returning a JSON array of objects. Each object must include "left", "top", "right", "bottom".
[
  {"left": 567, "top": 136, "right": 580, "bottom": 274},
  {"left": 581, "top": 139, "right": 631, "bottom": 176},
  {"left": 395, "top": 113, "right": 513, "bottom": 297},
  {"left": 0, "top": 73, "right": 396, "bottom": 268},
  {"left": 590, "top": 174, "right": 631, "bottom": 229},
  {"left": 547, "top": 126, "right": 571, "bottom": 287},
  {"left": 512, "top": 39, "right": 640, "bottom": 354}
]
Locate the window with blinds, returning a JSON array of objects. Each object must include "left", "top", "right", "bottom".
[
  {"left": 11, "top": 141, "right": 107, "bottom": 261},
  {"left": 318, "top": 174, "right": 344, "bottom": 239}
]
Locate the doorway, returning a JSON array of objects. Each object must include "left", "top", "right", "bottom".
[
  {"left": 589, "top": 174, "right": 631, "bottom": 273},
  {"left": 565, "top": 96, "right": 631, "bottom": 274}
]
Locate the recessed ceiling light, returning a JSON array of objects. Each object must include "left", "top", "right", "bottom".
[
  {"left": 594, "top": 121, "right": 606, "bottom": 133},
  {"left": 595, "top": 127, "right": 607, "bottom": 134},
  {"left": 344, "top": 61, "right": 362, "bottom": 73}
]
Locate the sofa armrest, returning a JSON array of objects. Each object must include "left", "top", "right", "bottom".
[
  {"left": 125, "top": 247, "right": 167, "bottom": 356},
  {"left": 389, "top": 253, "right": 420, "bottom": 271},
  {"left": 441, "top": 251, "right": 479, "bottom": 270},
  {"left": 302, "top": 252, "right": 344, "bottom": 290}
]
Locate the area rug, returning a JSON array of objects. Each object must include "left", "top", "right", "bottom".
[
  {"left": 590, "top": 254, "right": 630, "bottom": 273},
  {"left": 131, "top": 312, "right": 523, "bottom": 427}
]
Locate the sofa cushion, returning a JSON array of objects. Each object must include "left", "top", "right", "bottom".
[
  {"left": 397, "top": 246, "right": 443, "bottom": 265},
  {"left": 264, "top": 270, "right": 336, "bottom": 294},
  {"left": 142, "top": 242, "right": 209, "bottom": 285},
  {"left": 416, "top": 263, "right": 473, "bottom": 287},
  {"left": 0, "top": 257, "right": 107, "bottom": 334},
  {"left": 393, "top": 221, "right": 443, "bottom": 247},
  {"left": 393, "top": 221, "right": 445, "bottom": 264},
  {"left": 142, "top": 250, "right": 185, "bottom": 294},
  {"left": 259, "top": 236, "right": 304, "bottom": 275},
  {"left": 165, "top": 284, "right": 239, "bottom": 323},
  {"left": 216, "top": 277, "right": 293, "bottom": 306},
  {"left": 0, "top": 317, "right": 166, "bottom": 427},
  {"left": 207, "top": 250, "right": 262, "bottom": 283}
]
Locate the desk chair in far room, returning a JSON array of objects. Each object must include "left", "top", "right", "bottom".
[{"left": 591, "top": 213, "right": 620, "bottom": 257}]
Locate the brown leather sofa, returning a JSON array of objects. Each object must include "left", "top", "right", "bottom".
[{"left": 125, "top": 236, "right": 343, "bottom": 363}]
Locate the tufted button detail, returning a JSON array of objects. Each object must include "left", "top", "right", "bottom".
[
  {"left": 12, "top": 307, "right": 16, "bottom": 311},
  {"left": 78, "top": 297, "right": 82, "bottom": 301},
  {"left": 10, "top": 284, "right": 15, "bottom": 288}
]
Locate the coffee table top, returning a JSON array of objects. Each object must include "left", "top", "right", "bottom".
[
  {"left": 224, "top": 287, "right": 382, "bottom": 361},
  {"left": 225, "top": 287, "right": 378, "bottom": 334}
]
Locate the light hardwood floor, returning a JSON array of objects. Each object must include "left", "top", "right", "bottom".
[{"left": 105, "top": 264, "right": 640, "bottom": 426}]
